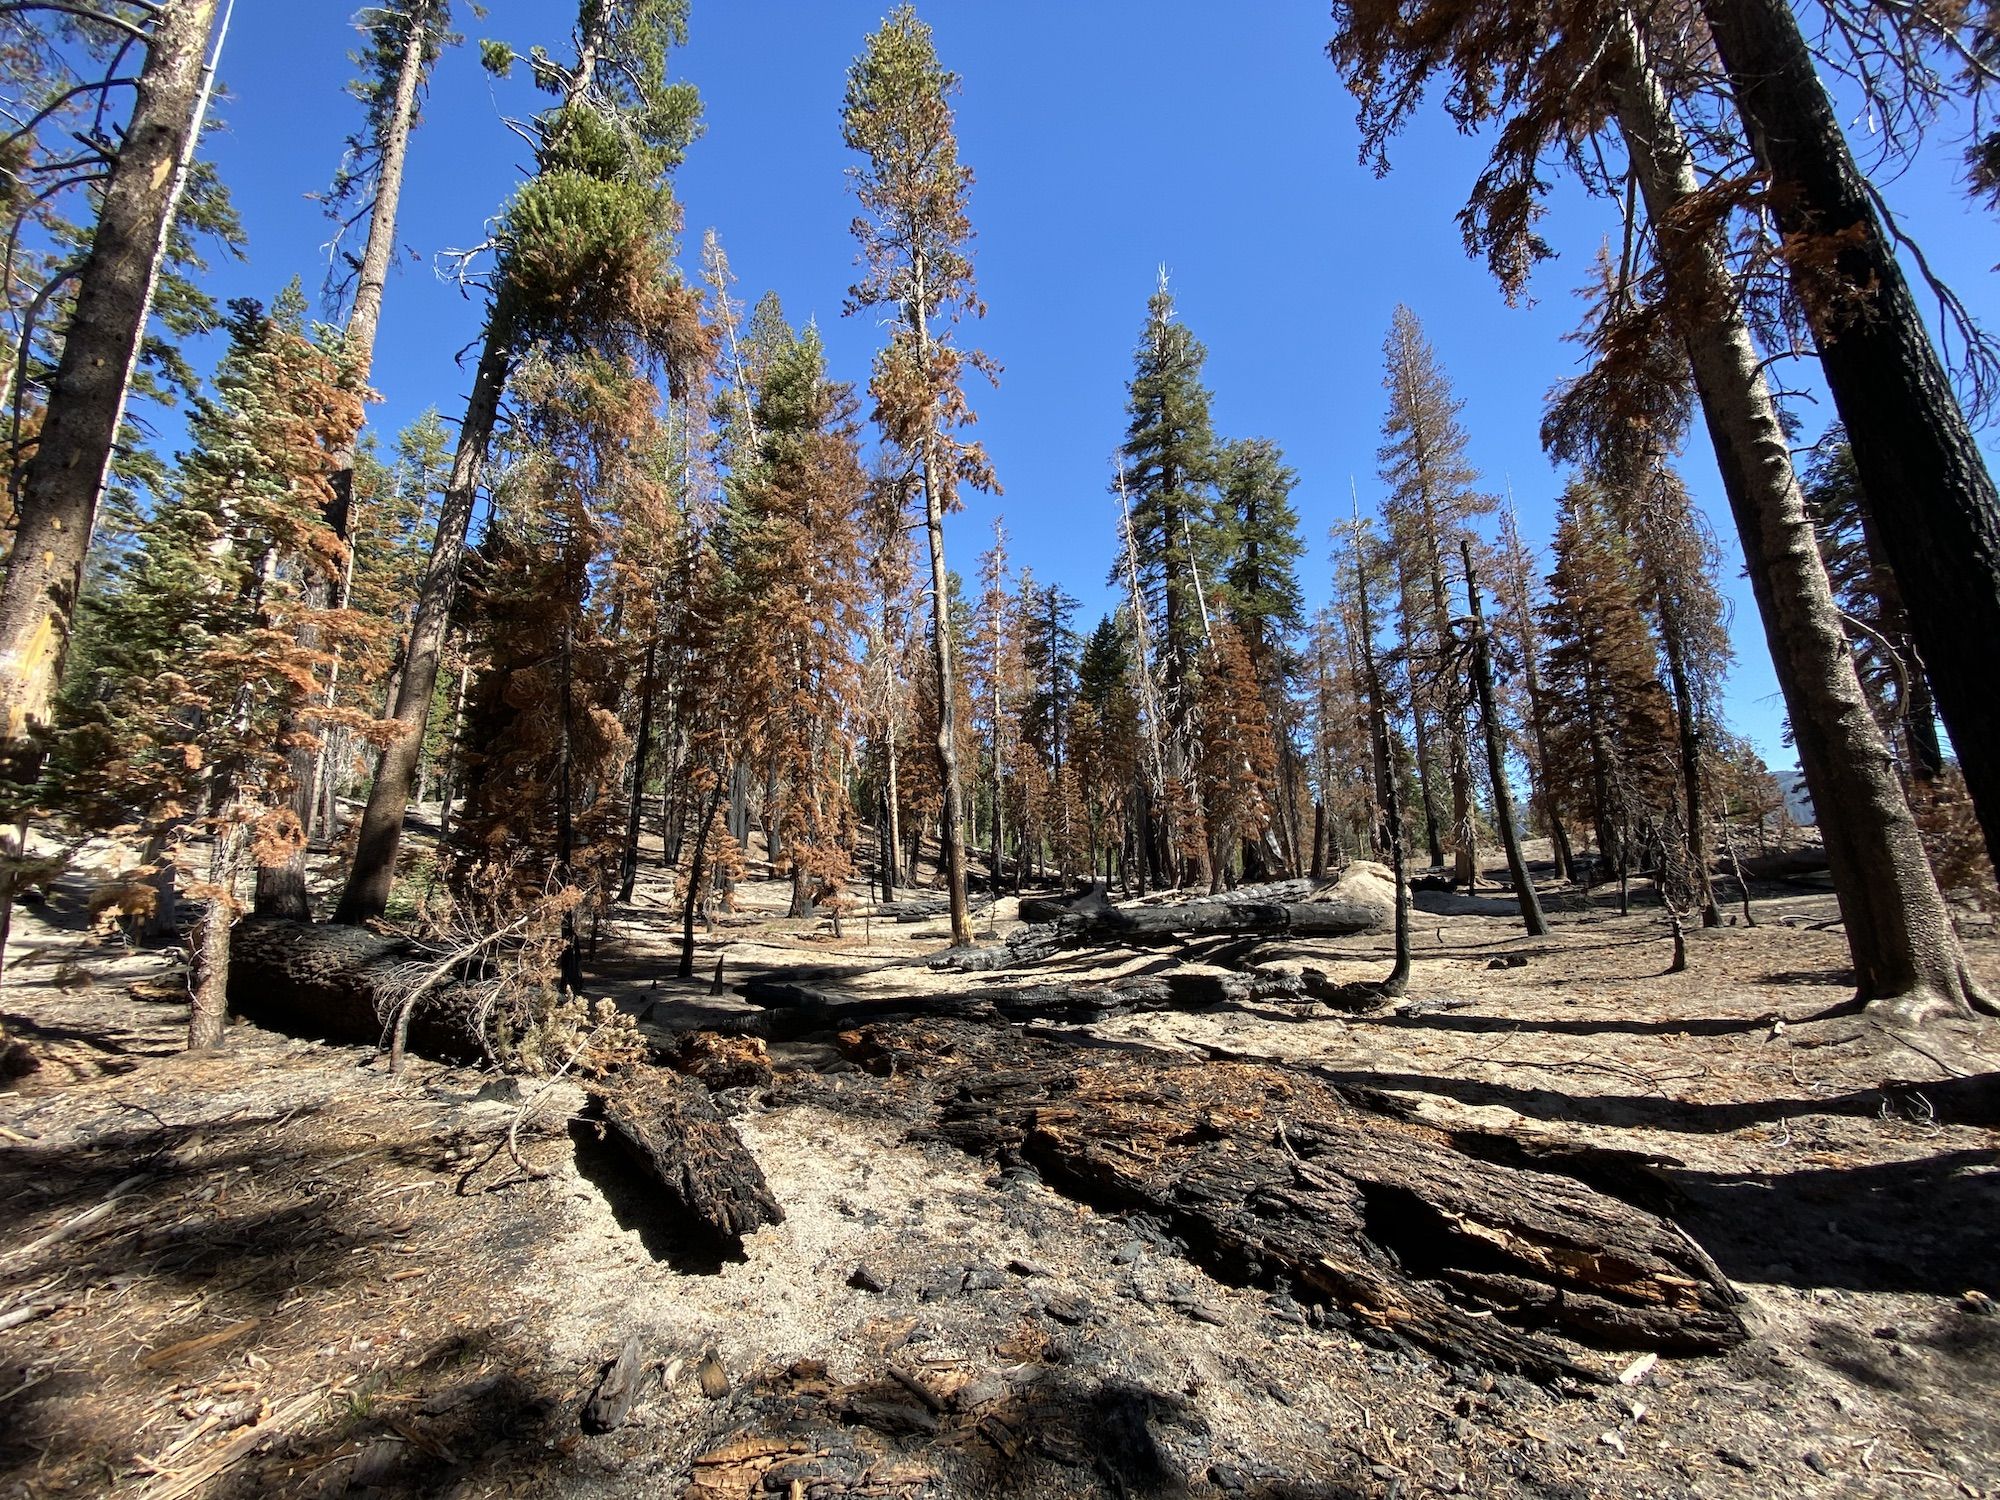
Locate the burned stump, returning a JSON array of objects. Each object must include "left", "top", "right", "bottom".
[{"left": 835, "top": 1022, "right": 1746, "bottom": 1381}]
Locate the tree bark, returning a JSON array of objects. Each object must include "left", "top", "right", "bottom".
[
  {"left": 188, "top": 818, "right": 243, "bottom": 1050},
  {"left": 1605, "top": 14, "right": 1984, "bottom": 1019},
  {"left": 256, "top": 0, "right": 434, "bottom": 919},
  {"left": 0, "top": 0, "right": 219, "bottom": 785},
  {"left": 1463, "top": 542, "right": 1548, "bottom": 937},
  {"left": 1355, "top": 540, "right": 1411, "bottom": 995},
  {"left": 619, "top": 629, "right": 660, "bottom": 903},
  {"left": 1699, "top": 0, "right": 2000, "bottom": 871}
]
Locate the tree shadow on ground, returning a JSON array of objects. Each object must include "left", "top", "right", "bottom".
[
  {"left": 1304, "top": 1065, "right": 2000, "bottom": 1135},
  {"left": 566, "top": 1116, "right": 744, "bottom": 1274},
  {"left": 1348, "top": 1011, "right": 1777, "bottom": 1039},
  {"left": 1674, "top": 1147, "right": 2000, "bottom": 1296}
]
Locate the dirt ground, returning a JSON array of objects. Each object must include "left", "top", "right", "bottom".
[{"left": 2, "top": 838, "right": 1997, "bottom": 1499}]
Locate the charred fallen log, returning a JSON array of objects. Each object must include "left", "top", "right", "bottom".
[
  {"left": 935, "top": 891, "right": 1384, "bottom": 975},
  {"left": 740, "top": 966, "right": 1376, "bottom": 1037},
  {"left": 831, "top": 1021, "right": 1746, "bottom": 1380},
  {"left": 585, "top": 1069, "right": 784, "bottom": 1242},
  {"left": 228, "top": 917, "right": 489, "bottom": 1060}
]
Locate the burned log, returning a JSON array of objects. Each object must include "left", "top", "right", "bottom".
[
  {"left": 228, "top": 917, "right": 488, "bottom": 1061},
  {"left": 832, "top": 1022, "right": 1746, "bottom": 1380},
  {"left": 741, "top": 968, "right": 1342, "bottom": 1036},
  {"left": 587, "top": 1067, "right": 784, "bottom": 1242}
]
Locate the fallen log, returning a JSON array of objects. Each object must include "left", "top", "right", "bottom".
[
  {"left": 935, "top": 890, "right": 1385, "bottom": 975},
  {"left": 228, "top": 917, "right": 488, "bottom": 1061},
  {"left": 586, "top": 1067, "right": 784, "bottom": 1241},
  {"left": 830, "top": 1021, "right": 1746, "bottom": 1381},
  {"left": 741, "top": 967, "right": 1345, "bottom": 1036}
]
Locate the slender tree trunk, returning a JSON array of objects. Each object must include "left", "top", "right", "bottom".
[
  {"left": 433, "top": 658, "right": 469, "bottom": 844},
  {"left": 912, "top": 306, "right": 972, "bottom": 943},
  {"left": 884, "top": 734, "right": 903, "bottom": 895},
  {"left": 1656, "top": 613, "right": 1721, "bottom": 926},
  {"left": 332, "top": 314, "right": 512, "bottom": 922},
  {"left": 1606, "top": 14, "right": 1985, "bottom": 1019},
  {"left": 619, "top": 629, "right": 660, "bottom": 903},
  {"left": 679, "top": 780, "right": 724, "bottom": 980},
  {"left": 1463, "top": 542, "right": 1548, "bottom": 936},
  {"left": 1700, "top": 0, "right": 2000, "bottom": 871},
  {"left": 1355, "top": 552, "right": 1409, "bottom": 996},
  {"left": 256, "top": 2, "right": 432, "bottom": 920},
  {"left": 0, "top": 0, "right": 219, "bottom": 784}
]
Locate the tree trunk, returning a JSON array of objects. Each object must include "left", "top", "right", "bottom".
[
  {"left": 256, "top": 4, "right": 433, "bottom": 919},
  {"left": 1606, "top": 14, "right": 1985, "bottom": 1019},
  {"left": 680, "top": 780, "right": 724, "bottom": 980},
  {"left": 1463, "top": 542, "right": 1549, "bottom": 937},
  {"left": 1356, "top": 546, "right": 1410, "bottom": 995},
  {"left": 914, "top": 390, "right": 971, "bottom": 941},
  {"left": 0, "top": 0, "right": 219, "bottom": 785},
  {"left": 188, "top": 816, "right": 244, "bottom": 1050},
  {"left": 1699, "top": 0, "right": 2000, "bottom": 872},
  {"left": 332, "top": 312, "right": 512, "bottom": 923},
  {"left": 882, "top": 735, "right": 901, "bottom": 900},
  {"left": 1655, "top": 611, "right": 1721, "bottom": 926},
  {"left": 619, "top": 630, "right": 660, "bottom": 903}
]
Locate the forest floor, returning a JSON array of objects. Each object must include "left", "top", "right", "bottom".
[{"left": 1, "top": 831, "right": 1998, "bottom": 1499}]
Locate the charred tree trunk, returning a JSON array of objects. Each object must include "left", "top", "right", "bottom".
[
  {"left": 1699, "top": 0, "right": 2000, "bottom": 872},
  {"left": 1463, "top": 542, "right": 1549, "bottom": 937},
  {"left": 333, "top": 311, "right": 513, "bottom": 923},
  {"left": 1606, "top": 13, "right": 1984, "bottom": 1020},
  {"left": 0, "top": 0, "right": 219, "bottom": 784},
  {"left": 619, "top": 629, "right": 661, "bottom": 904},
  {"left": 1355, "top": 543, "right": 1411, "bottom": 995}
]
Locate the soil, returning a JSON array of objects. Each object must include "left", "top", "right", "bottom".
[{"left": 2, "top": 833, "right": 1997, "bottom": 1499}]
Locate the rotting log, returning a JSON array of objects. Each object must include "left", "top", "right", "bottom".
[
  {"left": 587, "top": 1067, "right": 783, "bottom": 1242},
  {"left": 829, "top": 1021, "right": 1747, "bottom": 1381},
  {"left": 228, "top": 916, "right": 487, "bottom": 1061}
]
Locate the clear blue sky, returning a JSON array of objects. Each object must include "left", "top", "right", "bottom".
[{"left": 181, "top": 1, "right": 2000, "bottom": 775}]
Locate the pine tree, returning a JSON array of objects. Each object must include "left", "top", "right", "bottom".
[
  {"left": 1378, "top": 305, "right": 1492, "bottom": 888},
  {"left": 1113, "top": 276, "right": 1224, "bottom": 868},
  {"left": 718, "top": 324, "right": 868, "bottom": 920},
  {"left": 336, "top": 0, "right": 706, "bottom": 923},
  {"left": 0, "top": 0, "right": 225, "bottom": 787},
  {"left": 842, "top": 4, "right": 996, "bottom": 947},
  {"left": 54, "top": 289, "right": 361, "bottom": 1045},
  {"left": 1539, "top": 481, "right": 1680, "bottom": 891}
]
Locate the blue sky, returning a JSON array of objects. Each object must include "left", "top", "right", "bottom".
[{"left": 180, "top": 1, "right": 2000, "bottom": 774}]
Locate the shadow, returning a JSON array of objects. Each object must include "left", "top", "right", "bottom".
[
  {"left": 1759, "top": 968, "right": 1858, "bottom": 989},
  {"left": 566, "top": 1117, "right": 745, "bottom": 1274},
  {"left": 1675, "top": 1148, "right": 2000, "bottom": 1296},
  {"left": 1412, "top": 890, "right": 1523, "bottom": 919},
  {"left": 1302, "top": 1065, "right": 2000, "bottom": 1136},
  {"left": 1348, "top": 1011, "right": 1777, "bottom": 1039}
]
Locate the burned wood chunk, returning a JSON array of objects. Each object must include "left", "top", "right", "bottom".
[
  {"left": 582, "top": 1334, "right": 645, "bottom": 1433},
  {"left": 833, "top": 1021, "right": 1746, "bottom": 1382},
  {"left": 586, "top": 1068, "right": 783, "bottom": 1244},
  {"left": 656, "top": 1030, "right": 774, "bottom": 1091}
]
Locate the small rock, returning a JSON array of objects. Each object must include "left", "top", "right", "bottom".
[
  {"left": 1111, "top": 1240, "right": 1145, "bottom": 1266},
  {"left": 952, "top": 1375, "right": 1006, "bottom": 1410},
  {"left": 848, "top": 1265, "right": 887, "bottom": 1294},
  {"left": 1961, "top": 1290, "right": 1997, "bottom": 1316},
  {"left": 1505, "top": 954, "right": 1528, "bottom": 968},
  {"left": 1802, "top": 1451, "right": 1832, "bottom": 1476},
  {"left": 962, "top": 1264, "right": 1007, "bottom": 1292},
  {"left": 1599, "top": 1431, "right": 1626, "bottom": 1457},
  {"left": 1486, "top": 958, "right": 1509, "bottom": 971},
  {"left": 1872, "top": 1325, "right": 1900, "bottom": 1340},
  {"left": 1006, "top": 1257, "right": 1051, "bottom": 1278},
  {"left": 696, "top": 1348, "right": 729, "bottom": 1400},
  {"left": 1716, "top": 1447, "right": 1756, "bottom": 1472},
  {"left": 1042, "top": 1294, "right": 1091, "bottom": 1325}
]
